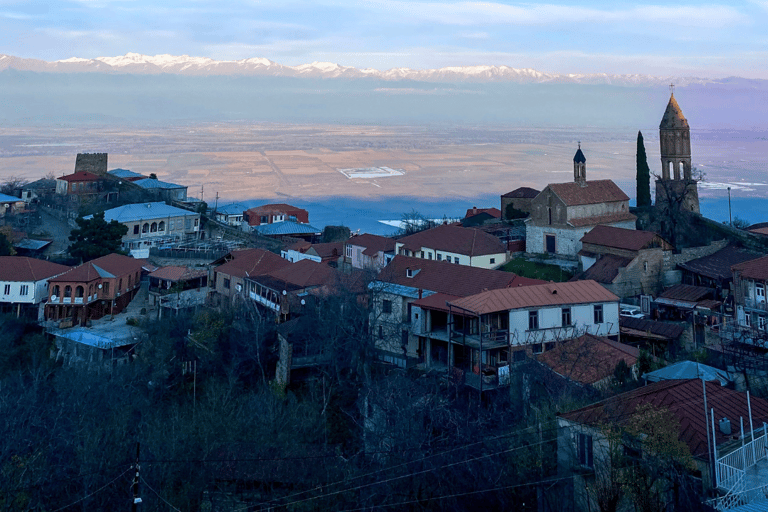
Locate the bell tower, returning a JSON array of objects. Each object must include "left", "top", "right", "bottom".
[
  {"left": 656, "top": 86, "right": 699, "bottom": 213},
  {"left": 573, "top": 143, "right": 586, "bottom": 186}
]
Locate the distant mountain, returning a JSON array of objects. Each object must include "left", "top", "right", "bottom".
[{"left": 2, "top": 52, "right": 763, "bottom": 88}]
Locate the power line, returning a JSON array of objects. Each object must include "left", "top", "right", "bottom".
[
  {"left": 140, "top": 476, "right": 182, "bottom": 512},
  {"left": 51, "top": 467, "right": 132, "bottom": 512}
]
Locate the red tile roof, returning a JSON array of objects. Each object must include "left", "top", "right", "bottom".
[
  {"left": 732, "top": 254, "right": 768, "bottom": 281},
  {"left": 348, "top": 233, "right": 396, "bottom": 256},
  {"left": 560, "top": 379, "right": 768, "bottom": 459},
  {"left": 449, "top": 280, "right": 618, "bottom": 315},
  {"left": 501, "top": 187, "right": 540, "bottom": 199},
  {"left": 398, "top": 224, "right": 505, "bottom": 257},
  {"left": 580, "top": 225, "right": 664, "bottom": 252},
  {"left": 464, "top": 207, "right": 501, "bottom": 219},
  {"left": 548, "top": 180, "right": 629, "bottom": 207},
  {"left": 378, "top": 255, "right": 545, "bottom": 297},
  {"left": 0, "top": 256, "right": 70, "bottom": 282},
  {"left": 214, "top": 248, "right": 290, "bottom": 279},
  {"left": 310, "top": 242, "right": 344, "bottom": 259},
  {"left": 658, "top": 284, "right": 713, "bottom": 303},
  {"left": 149, "top": 266, "right": 207, "bottom": 282},
  {"left": 50, "top": 253, "right": 144, "bottom": 283},
  {"left": 411, "top": 292, "right": 463, "bottom": 313},
  {"left": 568, "top": 211, "right": 637, "bottom": 227},
  {"left": 256, "top": 258, "right": 339, "bottom": 289},
  {"left": 537, "top": 334, "right": 639, "bottom": 386},
  {"left": 58, "top": 171, "right": 103, "bottom": 183}
]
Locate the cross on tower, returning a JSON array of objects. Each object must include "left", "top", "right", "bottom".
[
  {"left": 578, "top": 141, "right": 581, "bottom": 149},
  {"left": 669, "top": 83, "right": 675, "bottom": 94}
]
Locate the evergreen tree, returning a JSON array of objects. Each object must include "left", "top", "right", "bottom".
[
  {"left": 636, "top": 131, "right": 652, "bottom": 207},
  {"left": 68, "top": 212, "right": 128, "bottom": 262}
]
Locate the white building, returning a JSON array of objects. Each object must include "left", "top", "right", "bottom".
[
  {"left": 395, "top": 224, "right": 507, "bottom": 269},
  {"left": 0, "top": 256, "right": 71, "bottom": 318}
]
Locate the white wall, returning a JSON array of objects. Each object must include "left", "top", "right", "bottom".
[{"left": 0, "top": 279, "right": 50, "bottom": 304}]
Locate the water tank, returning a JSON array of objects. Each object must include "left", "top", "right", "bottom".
[{"left": 719, "top": 417, "right": 731, "bottom": 435}]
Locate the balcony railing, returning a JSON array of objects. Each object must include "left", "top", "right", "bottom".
[
  {"left": 74, "top": 297, "right": 83, "bottom": 304},
  {"left": 450, "top": 329, "right": 510, "bottom": 349}
]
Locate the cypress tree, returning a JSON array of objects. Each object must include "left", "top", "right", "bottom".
[{"left": 636, "top": 131, "right": 652, "bottom": 207}]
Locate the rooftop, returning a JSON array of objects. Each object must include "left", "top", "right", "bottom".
[
  {"left": 50, "top": 253, "right": 144, "bottom": 283},
  {"left": 397, "top": 224, "right": 505, "bottom": 257},
  {"left": 253, "top": 220, "right": 321, "bottom": 236},
  {"left": 659, "top": 93, "right": 689, "bottom": 130},
  {"left": 149, "top": 266, "right": 208, "bottom": 282},
  {"left": 0, "top": 256, "right": 70, "bottom": 282},
  {"left": 679, "top": 245, "right": 763, "bottom": 281},
  {"left": 57, "top": 171, "right": 102, "bottom": 183},
  {"left": 568, "top": 211, "right": 637, "bottom": 227},
  {"left": 547, "top": 179, "right": 630, "bottom": 207},
  {"left": 575, "top": 254, "right": 633, "bottom": 284},
  {"left": 580, "top": 225, "right": 666, "bottom": 252},
  {"left": 252, "top": 258, "right": 340, "bottom": 290},
  {"left": 537, "top": 334, "right": 639, "bottom": 386},
  {"left": 108, "top": 168, "right": 145, "bottom": 179},
  {"left": 377, "top": 255, "right": 545, "bottom": 298},
  {"left": 449, "top": 279, "right": 618, "bottom": 315},
  {"left": 214, "top": 248, "right": 291, "bottom": 280},
  {"left": 644, "top": 360, "right": 730, "bottom": 386},
  {"left": 560, "top": 379, "right": 768, "bottom": 459},
  {"left": 348, "top": 233, "right": 396, "bottom": 256},
  {"left": 732, "top": 254, "right": 768, "bottom": 281},
  {"left": 88, "top": 202, "right": 197, "bottom": 224},
  {"left": 502, "top": 186, "right": 540, "bottom": 199},
  {"left": 133, "top": 178, "right": 186, "bottom": 190},
  {"left": 0, "top": 192, "right": 22, "bottom": 203}
]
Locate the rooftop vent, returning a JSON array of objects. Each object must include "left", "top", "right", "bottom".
[{"left": 719, "top": 417, "right": 731, "bottom": 436}]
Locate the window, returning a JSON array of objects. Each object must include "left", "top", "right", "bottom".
[
  {"left": 427, "top": 252, "right": 432, "bottom": 260},
  {"left": 142, "top": 223, "right": 149, "bottom": 233},
  {"left": 19, "top": 285, "right": 29, "bottom": 296},
  {"left": 445, "top": 256, "right": 451, "bottom": 263},
  {"left": 757, "top": 284, "right": 766, "bottom": 304},
  {"left": 531, "top": 343, "right": 543, "bottom": 353},
  {"left": 158, "top": 221, "right": 165, "bottom": 231},
  {"left": 759, "top": 316, "right": 767, "bottom": 331},
  {"left": 437, "top": 253, "right": 442, "bottom": 261},
  {"left": 3, "top": 284, "right": 9, "bottom": 295},
  {"left": 528, "top": 310, "right": 539, "bottom": 330},
  {"left": 578, "top": 433, "right": 594, "bottom": 468},
  {"left": 420, "top": 251, "right": 425, "bottom": 258},
  {"left": 133, "top": 225, "right": 139, "bottom": 235},
  {"left": 64, "top": 285, "right": 71, "bottom": 298},
  {"left": 643, "top": 261, "right": 648, "bottom": 272},
  {"left": 224, "top": 278, "right": 231, "bottom": 289},
  {"left": 562, "top": 307, "right": 572, "bottom": 327},
  {"left": 746, "top": 313, "right": 752, "bottom": 328},
  {"left": 346, "top": 244, "right": 352, "bottom": 258},
  {"left": 594, "top": 304, "right": 604, "bottom": 324},
  {"left": 490, "top": 258, "right": 495, "bottom": 264},
  {"left": 454, "top": 258, "right": 460, "bottom": 265},
  {"left": 378, "top": 325, "right": 384, "bottom": 339},
  {"left": 382, "top": 299, "right": 393, "bottom": 314},
  {"left": 150, "top": 222, "right": 157, "bottom": 233},
  {"left": 103, "top": 282, "right": 110, "bottom": 294},
  {"left": 194, "top": 218, "right": 199, "bottom": 227}
]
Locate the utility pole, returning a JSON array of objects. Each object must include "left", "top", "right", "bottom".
[{"left": 132, "top": 442, "right": 142, "bottom": 511}]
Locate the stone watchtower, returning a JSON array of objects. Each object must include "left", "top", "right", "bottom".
[
  {"left": 656, "top": 91, "right": 699, "bottom": 213},
  {"left": 573, "top": 144, "right": 586, "bottom": 186}
]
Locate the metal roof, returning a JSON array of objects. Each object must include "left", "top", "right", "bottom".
[
  {"left": 644, "top": 361, "right": 730, "bottom": 386},
  {"left": 50, "top": 328, "right": 135, "bottom": 349},
  {"left": 88, "top": 202, "right": 197, "bottom": 223},
  {"left": 0, "top": 192, "right": 22, "bottom": 203},
  {"left": 133, "top": 178, "right": 186, "bottom": 190},
  {"left": 253, "top": 221, "right": 321, "bottom": 236}
]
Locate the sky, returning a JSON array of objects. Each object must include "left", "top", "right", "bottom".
[{"left": 1, "top": 0, "right": 768, "bottom": 78}]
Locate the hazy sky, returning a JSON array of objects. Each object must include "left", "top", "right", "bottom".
[{"left": 2, "top": 0, "right": 767, "bottom": 78}]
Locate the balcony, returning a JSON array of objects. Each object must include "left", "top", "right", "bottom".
[
  {"left": 74, "top": 297, "right": 83, "bottom": 304},
  {"left": 710, "top": 424, "right": 768, "bottom": 510},
  {"left": 450, "top": 329, "right": 510, "bottom": 350}
]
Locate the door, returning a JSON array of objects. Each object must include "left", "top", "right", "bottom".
[{"left": 545, "top": 234, "right": 556, "bottom": 254}]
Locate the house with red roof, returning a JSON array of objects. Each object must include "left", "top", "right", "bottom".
[
  {"left": 732, "top": 254, "right": 768, "bottom": 334},
  {"left": 574, "top": 225, "right": 674, "bottom": 298},
  {"left": 0, "top": 256, "right": 70, "bottom": 319},
  {"left": 410, "top": 280, "right": 619, "bottom": 390},
  {"left": 282, "top": 240, "right": 345, "bottom": 267},
  {"left": 558, "top": 379, "right": 768, "bottom": 511},
  {"left": 55, "top": 171, "right": 106, "bottom": 196},
  {"left": 45, "top": 253, "right": 145, "bottom": 326},
  {"left": 209, "top": 248, "right": 291, "bottom": 304},
  {"left": 394, "top": 224, "right": 508, "bottom": 269},
  {"left": 500, "top": 186, "right": 539, "bottom": 220},
  {"left": 371, "top": 255, "right": 546, "bottom": 369},
  {"left": 243, "top": 203, "right": 309, "bottom": 227},
  {"left": 526, "top": 146, "right": 636, "bottom": 257},
  {"left": 344, "top": 233, "right": 396, "bottom": 271}
]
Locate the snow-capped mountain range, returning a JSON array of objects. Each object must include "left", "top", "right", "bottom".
[{"left": 0, "top": 52, "right": 721, "bottom": 86}]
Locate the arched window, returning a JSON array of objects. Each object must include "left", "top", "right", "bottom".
[
  {"left": 158, "top": 221, "right": 165, "bottom": 231},
  {"left": 64, "top": 285, "right": 72, "bottom": 298},
  {"left": 150, "top": 222, "right": 157, "bottom": 233},
  {"left": 52, "top": 285, "right": 60, "bottom": 297},
  {"left": 142, "top": 223, "right": 149, "bottom": 233},
  {"left": 679, "top": 161, "right": 686, "bottom": 178},
  {"left": 75, "top": 286, "right": 84, "bottom": 298}
]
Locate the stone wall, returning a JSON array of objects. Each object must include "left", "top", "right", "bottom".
[{"left": 75, "top": 153, "right": 108, "bottom": 175}]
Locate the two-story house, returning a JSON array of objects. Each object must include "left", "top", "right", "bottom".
[
  {"left": 210, "top": 248, "right": 291, "bottom": 304},
  {"left": 214, "top": 203, "right": 247, "bottom": 226},
  {"left": 89, "top": 202, "right": 201, "bottom": 255},
  {"left": 55, "top": 171, "right": 105, "bottom": 196},
  {"left": 0, "top": 256, "right": 70, "bottom": 318},
  {"left": 575, "top": 225, "right": 674, "bottom": 299},
  {"left": 526, "top": 146, "right": 636, "bottom": 257},
  {"left": 409, "top": 280, "right": 619, "bottom": 390},
  {"left": 395, "top": 224, "right": 508, "bottom": 269},
  {"left": 344, "top": 233, "right": 396, "bottom": 271},
  {"left": 148, "top": 266, "right": 208, "bottom": 318},
  {"left": 371, "top": 255, "right": 546, "bottom": 368},
  {"left": 732, "top": 254, "right": 768, "bottom": 333},
  {"left": 45, "top": 253, "right": 145, "bottom": 326}
]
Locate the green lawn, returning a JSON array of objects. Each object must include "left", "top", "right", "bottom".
[{"left": 501, "top": 257, "right": 573, "bottom": 282}]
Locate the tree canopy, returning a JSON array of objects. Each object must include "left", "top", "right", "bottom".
[
  {"left": 636, "top": 131, "right": 652, "bottom": 207},
  {"left": 68, "top": 212, "right": 128, "bottom": 262}
]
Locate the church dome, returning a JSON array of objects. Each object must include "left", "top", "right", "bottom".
[{"left": 659, "top": 93, "right": 689, "bottom": 130}]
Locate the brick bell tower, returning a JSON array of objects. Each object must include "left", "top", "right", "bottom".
[{"left": 656, "top": 86, "right": 700, "bottom": 213}]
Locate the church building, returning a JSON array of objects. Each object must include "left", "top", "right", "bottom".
[{"left": 525, "top": 146, "right": 636, "bottom": 257}]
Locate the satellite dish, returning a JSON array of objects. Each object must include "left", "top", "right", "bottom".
[
  {"left": 301, "top": 299, "right": 306, "bottom": 306},
  {"left": 98, "top": 284, "right": 103, "bottom": 289},
  {"left": 282, "top": 290, "right": 287, "bottom": 296},
  {"left": 51, "top": 295, "right": 57, "bottom": 301}
]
